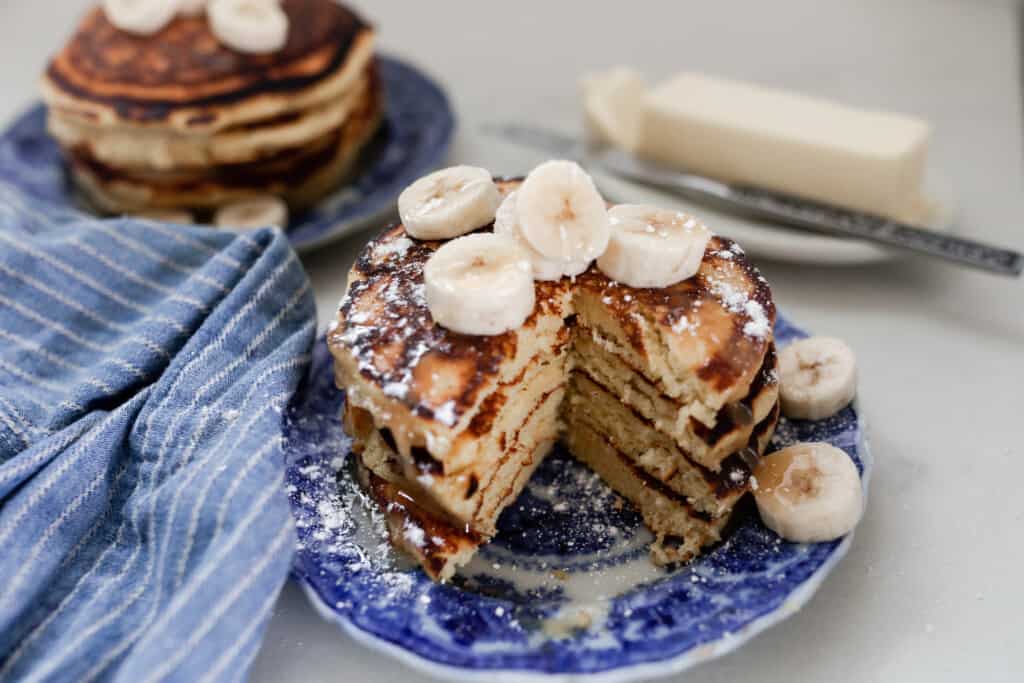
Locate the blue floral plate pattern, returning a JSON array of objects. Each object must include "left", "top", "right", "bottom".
[
  {"left": 284, "top": 313, "right": 871, "bottom": 681},
  {"left": 0, "top": 56, "right": 454, "bottom": 252}
]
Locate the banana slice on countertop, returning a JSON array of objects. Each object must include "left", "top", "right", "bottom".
[
  {"left": 752, "top": 442, "right": 863, "bottom": 543},
  {"left": 214, "top": 195, "right": 288, "bottom": 229},
  {"left": 423, "top": 233, "right": 535, "bottom": 336},
  {"left": 399, "top": 166, "right": 502, "bottom": 241},
  {"left": 494, "top": 191, "right": 589, "bottom": 281},
  {"left": 778, "top": 337, "right": 857, "bottom": 420},
  {"left": 516, "top": 160, "right": 610, "bottom": 264},
  {"left": 597, "top": 204, "right": 711, "bottom": 288},
  {"left": 208, "top": 0, "right": 288, "bottom": 54},
  {"left": 103, "top": 0, "right": 179, "bottom": 35}
]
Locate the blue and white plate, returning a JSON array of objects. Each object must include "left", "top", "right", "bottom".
[
  {"left": 284, "top": 314, "right": 871, "bottom": 681},
  {"left": 0, "top": 56, "right": 454, "bottom": 252}
]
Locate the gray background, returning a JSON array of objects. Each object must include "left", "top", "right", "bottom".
[{"left": 2, "top": 1, "right": 1022, "bottom": 681}]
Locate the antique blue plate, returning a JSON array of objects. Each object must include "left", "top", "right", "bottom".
[
  {"left": 0, "top": 56, "right": 454, "bottom": 252},
  {"left": 283, "top": 314, "right": 871, "bottom": 681}
]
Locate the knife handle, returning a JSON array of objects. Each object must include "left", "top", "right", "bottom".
[{"left": 725, "top": 186, "right": 1022, "bottom": 277}]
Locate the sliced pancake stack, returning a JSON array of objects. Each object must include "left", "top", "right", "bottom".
[
  {"left": 41, "top": 0, "right": 381, "bottom": 215},
  {"left": 565, "top": 265, "right": 779, "bottom": 564},
  {"left": 331, "top": 179, "right": 780, "bottom": 581}
]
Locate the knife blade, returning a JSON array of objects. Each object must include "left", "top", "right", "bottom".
[{"left": 483, "top": 123, "right": 1022, "bottom": 277}]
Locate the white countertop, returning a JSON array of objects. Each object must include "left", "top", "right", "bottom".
[{"left": 3, "top": 1, "right": 1022, "bottom": 681}]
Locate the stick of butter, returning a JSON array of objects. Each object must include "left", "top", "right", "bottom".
[{"left": 633, "top": 72, "right": 932, "bottom": 220}]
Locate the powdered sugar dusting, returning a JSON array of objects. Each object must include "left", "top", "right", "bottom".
[
  {"left": 671, "top": 316, "right": 693, "bottom": 334},
  {"left": 711, "top": 280, "right": 747, "bottom": 313},
  {"left": 383, "top": 382, "right": 409, "bottom": 400},
  {"left": 375, "top": 236, "right": 414, "bottom": 260},
  {"left": 433, "top": 400, "right": 458, "bottom": 427},
  {"left": 707, "top": 270, "right": 770, "bottom": 341},
  {"left": 742, "top": 300, "right": 770, "bottom": 340},
  {"left": 403, "top": 519, "right": 426, "bottom": 548},
  {"left": 289, "top": 413, "right": 420, "bottom": 604}
]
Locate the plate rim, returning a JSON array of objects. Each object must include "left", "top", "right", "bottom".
[{"left": 289, "top": 315, "right": 874, "bottom": 682}]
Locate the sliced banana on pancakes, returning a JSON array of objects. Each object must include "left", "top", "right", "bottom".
[
  {"left": 516, "top": 160, "right": 610, "bottom": 265},
  {"left": 214, "top": 195, "right": 289, "bottom": 229},
  {"left": 494, "top": 192, "right": 590, "bottom": 281},
  {"left": 752, "top": 442, "right": 863, "bottom": 543},
  {"left": 103, "top": 0, "right": 179, "bottom": 35},
  {"left": 597, "top": 204, "right": 711, "bottom": 288},
  {"left": 424, "top": 233, "right": 535, "bottom": 336},
  {"left": 778, "top": 337, "right": 857, "bottom": 420},
  {"left": 399, "top": 166, "right": 502, "bottom": 241},
  {"left": 209, "top": 0, "right": 289, "bottom": 54},
  {"left": 178, "top": 0, "right": 209, "bottom": 16}
]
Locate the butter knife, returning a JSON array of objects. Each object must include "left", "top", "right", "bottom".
[{"left": 483, "top": 123, "right": 1022, "bottom": 277}]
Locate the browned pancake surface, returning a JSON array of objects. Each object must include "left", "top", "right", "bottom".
[
  {"left": 339, "top": 221, "right": 572, "bottom": 427},
  {"left": 47, "top": 0, "right": 369, "bottom": 123}
]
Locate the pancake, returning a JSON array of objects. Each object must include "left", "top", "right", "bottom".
[
  {"left": 67, "top": 66, "right": 383, "bottom": 212},
  {"left": 40, "top": 0, "right": 381, "bottom": 215},
  {"left": 329, "top": 178, "right": 779, "bottom": 580},
  {"left": 42, "top": 0, "right": 374, "bottom": 133}
]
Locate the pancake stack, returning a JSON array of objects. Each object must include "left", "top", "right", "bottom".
[
  {"left": 41, "top": 0, "right": 381, "bottom": 216},
  {"left": 330, "top": 178, "right": 779, "bottom": 581}
]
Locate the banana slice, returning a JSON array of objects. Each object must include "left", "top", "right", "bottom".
[
  {"left": 596, "top": 204, "right": 711, "bottom": 288},
  {"left": 581, "top": 67, "right": 647, "bottom": 151},
  {"left": 132, "top": 209, "right": 194, "bottom": 225},
  {"left": 208, "top": 0, "right": 288, "bottom": 54},
  {"left": 752, "top": 442, "right": 863, "bottom": 543},
  {"left": 178, "top": 0, "right": 209, "bottom": 15},
  {"left": 214, "top": 195, "right": 288, "bottom": 229},
  {"left": 423, "top": 233, "right": 535, "bottom": 336},
  {"left": 516, "top": 160, "right": 610, "bottom": 264},
  {"left": 103, "top": 0, "right": 178, "bottom": 35},
  {"left": 493, "top": 192, "right": 589, "bottom": 281},
  {"left": 398, "top": 166, "right": 501, "bottom": 241},
  {"left": 778, "top": 337, "right": 857, "bottom": 420}
]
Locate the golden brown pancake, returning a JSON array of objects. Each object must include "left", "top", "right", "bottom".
[
  {"left": 329, "top": 179, "right": 779, "bottom": 580},
  {"left": 47, "top": 70, "right": 375, "bottom": 170},
  {"left": 66, "top": 67, "right": 383, "bottom": 212},
  {"left": 42, "top": 0, "right": 374, "bottom": 133},
  {"left": 40, "top": 0, "right": 381, "bottom": 215}
]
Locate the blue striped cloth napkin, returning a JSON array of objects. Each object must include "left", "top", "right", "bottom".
[{"left": 0, "top": 182, "right": 316, "bottom": 682}]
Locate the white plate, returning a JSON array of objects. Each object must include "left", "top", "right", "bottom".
[{"left": 590, "top": 169, "right": 956, "bottom": 265}]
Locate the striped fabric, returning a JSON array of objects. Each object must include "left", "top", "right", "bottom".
[{"left": 0, "top": 183, "right": 316, "bottom": 682}]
